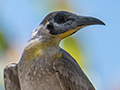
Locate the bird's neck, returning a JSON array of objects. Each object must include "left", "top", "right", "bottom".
[{"left": 23, "top": 37, "right": 61, "bottom": 62}]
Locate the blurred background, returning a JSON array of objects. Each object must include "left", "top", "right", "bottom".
[{"left": 0, "top": 0, "right": 120, "bottom": 90}]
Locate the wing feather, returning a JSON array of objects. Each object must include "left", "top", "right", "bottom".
[
  {"left": 53, "top": 48, "right": 95, "bottom": 90},
  {"left": 4, "top": 63, "right": 20, "bottom": 90}
]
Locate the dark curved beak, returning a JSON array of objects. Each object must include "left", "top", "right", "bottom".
[{"left": 76, "top": 16, "right": 105, "bottom": 27}]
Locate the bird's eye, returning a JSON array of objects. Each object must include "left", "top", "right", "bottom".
[{"left": 54, "top": 13, "right": 66, "bottom": 24}]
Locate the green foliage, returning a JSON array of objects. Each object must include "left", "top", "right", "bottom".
[{"left": 0, "top": 31, "right": 9, "bottom": 53}]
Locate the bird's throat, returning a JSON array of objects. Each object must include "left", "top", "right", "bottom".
[{"left": 24, "top": 39, "right": 61, "bottom": 62}]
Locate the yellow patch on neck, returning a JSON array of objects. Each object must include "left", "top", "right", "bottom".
[
  {"left": 56, "top": 52, "right": 62, "bottom": 58},
  {"left": 24, "top": 42, "right": 44, "bottom": 61},
  {"left": 24, "top": 39, "right": 60, "bottom": 61}
]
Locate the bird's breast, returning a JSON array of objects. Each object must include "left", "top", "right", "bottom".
[
  {"left": 18, "top": 41, "right": 62, "bottom": 90},
  {"left": 18, "top": 55, "right": 62, "bottom": 90}
]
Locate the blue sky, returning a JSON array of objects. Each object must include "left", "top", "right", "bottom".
[{"left": 0, "top": 0, "right": 120, "bottom": 90}]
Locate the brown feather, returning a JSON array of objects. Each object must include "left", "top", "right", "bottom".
[{"left": 4, "top": 63, "right": 20, "bottom": 90}]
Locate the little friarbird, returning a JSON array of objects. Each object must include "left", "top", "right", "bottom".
[{"left": 4, "top": 11, "right": 105, "bottom": 90}]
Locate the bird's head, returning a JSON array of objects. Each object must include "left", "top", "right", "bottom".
[{"left": 31, "top": 11, "right": 105, "bottom": 43}]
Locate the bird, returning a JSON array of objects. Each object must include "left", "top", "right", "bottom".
[{"left": 4, "top": 11, "right": 105, "bottom": 90}]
